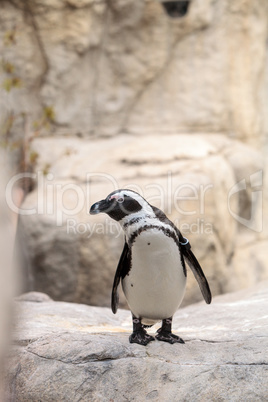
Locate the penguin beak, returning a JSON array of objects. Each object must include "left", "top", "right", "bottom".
[{"left": 89, "top": 199, "right": 109, "bottom": 215}]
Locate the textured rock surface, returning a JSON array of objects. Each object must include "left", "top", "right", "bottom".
[
  {"left": 0, "top": 152, "right": 19, "bottom": 399},
  {"left": 6, "top": 284, "right": 268, "bottom": 401},
  {"left": 0, "top": 0, "right": 267, "bottom": 144},
  {"left": 18, "top": 133, "right": 266, "bottom": 307},
  {"left": 2, "top": 0, "right": 268, "bottom": 307}
]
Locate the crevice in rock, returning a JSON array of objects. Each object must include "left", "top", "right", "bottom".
[
  {"left": 120, "top": 156, "right": 192, "bottom": 166},
  {"left": 161, "top": 1, "right": 191, "bottom": 18},
  {"left": 187, "top": 339, "right": 236, "bottom": 344},
  {"left": 141, "top": 353, "right": 268, "bottom": 367},
  {"left": 26, "top": 349, "right": 77, "bottom": 366},
  {"left": 225, "top": 362, "right": 267, "bottom": 366},
  {"left": 26, "top": 348, "right": 143, "bottom": 365},
  {"left": 149, "top": 357, "right": 268, "bottom": 367}
]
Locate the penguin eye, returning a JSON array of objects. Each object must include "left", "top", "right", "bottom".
[{"left": 117, "top": 196, "right": 124, "bottom": 204}]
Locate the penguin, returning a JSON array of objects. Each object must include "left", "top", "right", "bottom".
[{"left": 90, "top": 189, "right": 211, "bottom": 346}]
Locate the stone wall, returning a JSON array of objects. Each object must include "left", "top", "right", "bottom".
[
  {"left": 1, "top": 0, "right": 268, "bottom": 307},
  {"left": 1, "top": 0, "right": 268, "bottom": 144}
]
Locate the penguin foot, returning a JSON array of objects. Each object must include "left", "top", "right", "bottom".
[
  {"left": 129, "top": 330, "right": 155, "bottom": 346},
  {"left": 155, "top": 330, "right": 185, "bottom": 344}
]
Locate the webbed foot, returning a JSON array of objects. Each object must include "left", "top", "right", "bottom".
[
  {"left": 130, "top": 314, "right": 155, "bottom": 346},
  {"left": 129, "top": 330, "right": 155, "bottom": 346},
  {"left": 155, "top": 330, "right": 184, "bottom": 344},
  {"left": 155, "top": 317, "right": 185, "bottom": 344}
]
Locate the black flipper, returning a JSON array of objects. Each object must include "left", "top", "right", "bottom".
[
  {"left": 174, "top": 224, "right": 212, "bottom": 304},
  {"left": 111, "top": 240, "right": 130, "bottom": 314},
  {"left": 181, "top": 246, "right": 212, "bottom": 304}
]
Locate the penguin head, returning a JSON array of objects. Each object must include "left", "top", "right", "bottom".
[{"left": 90, "top": 189, "right": 153, "bottom": 222}]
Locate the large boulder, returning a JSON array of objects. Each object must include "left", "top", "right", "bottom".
[
  {"left": 16, "top": 133, "right": 267, "bottom": 307},
  {"left": 6, "top": 283, "right": 268, "bottom": 401}
]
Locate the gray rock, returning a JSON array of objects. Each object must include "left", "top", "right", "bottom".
[
  {"left": 6, "top": 283, "right": 268, "bottom": 401},
  {"left": 15, "top": 291, "right": 53, "bottom": 303},
  {"left": 1, "top": 0, "right": 267, "bottom": 144},
  {"left": 18, "top": 134, "right": 267, "bottom": 307}
]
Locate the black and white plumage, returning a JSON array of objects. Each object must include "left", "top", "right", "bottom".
[{"left": 90, "top": 189, "right": 211, "bottom": 346}]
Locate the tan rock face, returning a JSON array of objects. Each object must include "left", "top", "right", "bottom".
[
  {"left": 1, "top": 0, "right": 267, "bottom": 144},
  {"left": 1, "top": 0, "right": 267, "bottom": 307},
  {"left": 15, "top": 134, "right": 266, "bottom": 307},
  {"left": 6, "top": 284, "right": 268, "bottom": 401}
]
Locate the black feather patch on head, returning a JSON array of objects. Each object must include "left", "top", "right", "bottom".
[{"left": 106, "top": 195, "right": 143, "bottom": 221}]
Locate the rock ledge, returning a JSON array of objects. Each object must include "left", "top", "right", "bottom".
[{"left": 7, "top": 283, "right": 268, "bottom": 401}]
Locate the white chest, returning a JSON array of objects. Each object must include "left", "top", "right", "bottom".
[{"left": 122, "top": 229, "right": 187, "bottom": 325}]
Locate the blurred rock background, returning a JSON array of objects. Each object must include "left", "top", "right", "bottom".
[
  {"left": 0, "top": 150, "right": 21, "bottom": 397},
  {"left": 1, "top": 0, "right": 268, "bottom": 308}
]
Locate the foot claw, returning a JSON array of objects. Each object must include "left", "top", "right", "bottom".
[
  {"left": 155, "top": 330, "right": 184, "bottom": 344},
  {"left": 129, "top": 330, "right": 155, "bottom": 346}
]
